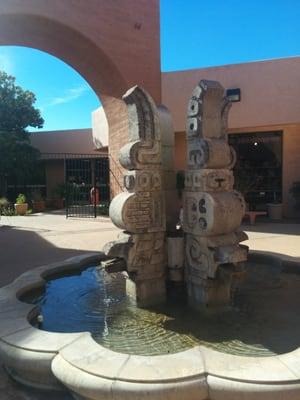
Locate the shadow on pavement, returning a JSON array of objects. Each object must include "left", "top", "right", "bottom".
[
  {"left": 0, "top": 225, "right": 95, "bottom": 287},
  {"left": 0, "top": 226, "right": 95, "bottom": 399}
]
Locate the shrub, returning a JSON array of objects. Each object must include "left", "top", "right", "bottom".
[
  {"left": 0, "top": 197, "right": 9, "bottom": 209},
  {"left": 0, "top": 198, "right": 15, "bottom": 216}
]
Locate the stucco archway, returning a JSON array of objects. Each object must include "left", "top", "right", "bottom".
[
  {"left": 0, "top": 14, "right": 130, "bottom": 195},
  {"left": 0, "top": 13, "right": 129, "bottom": 98},
  {"left": 0, "top": 0, "right": 161, "bottom": 196}
]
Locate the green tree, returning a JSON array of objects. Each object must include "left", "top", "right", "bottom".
[{"left": 0, "top": 71, "right": 44, "bottom": 196}]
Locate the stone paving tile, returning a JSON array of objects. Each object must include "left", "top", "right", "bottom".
[{"left": 0, "top": 365, "right": 72, "bottom": 400}]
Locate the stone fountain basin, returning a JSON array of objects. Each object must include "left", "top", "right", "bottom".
[{"left": 1, "top": 253, "right": 300, "bottom": 400}]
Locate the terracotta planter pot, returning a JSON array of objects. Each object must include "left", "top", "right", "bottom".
[{"left": 14, "top": 203, "right": 28, "bottom": 216}]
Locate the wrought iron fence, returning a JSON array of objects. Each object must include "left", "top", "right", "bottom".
[{"left": 64, "top": 154, "right": 109, "bottom": 218}]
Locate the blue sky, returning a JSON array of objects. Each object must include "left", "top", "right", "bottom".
[{"left": 0, "top": 0, "right": 300, "bottom": 131}]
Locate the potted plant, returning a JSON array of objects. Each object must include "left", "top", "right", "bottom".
[
  {"left": 14, "top": 193, "right": 28, "bottom": 215},
  {"left": 31, "top": 190, "right": 46, "bottom": 212},
  {"left": 267, "top": 192, "right": 283, "bottom": 220}
]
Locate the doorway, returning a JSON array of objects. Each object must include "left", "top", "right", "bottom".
[{"left": 229, "top": 131, "right": 282, "bottom": 211}]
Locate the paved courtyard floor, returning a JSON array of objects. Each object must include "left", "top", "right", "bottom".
[{"left": 0, "top": 211, "right": 300, "bottom": 398}]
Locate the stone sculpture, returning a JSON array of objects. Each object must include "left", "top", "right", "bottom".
[
  {"left": 104, "top": 86, "right": 167, "bottom": 307},
  {"left": 105, "top": 80, "right": 248, "bottom": 310},
  {"left": 183, "top": 80, "right": 248, "bottom": 308}
]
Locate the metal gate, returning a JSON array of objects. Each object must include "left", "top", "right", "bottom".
[{"left": 65, "top": 154, "right": 109, "bottom": 218}]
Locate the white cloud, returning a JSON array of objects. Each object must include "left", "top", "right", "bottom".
[
  {"left": 47, "top": 85, "right": 89, "bottom": 107},
  {"left": 0, "top": 53, "right": 14, "bottom": 74}
]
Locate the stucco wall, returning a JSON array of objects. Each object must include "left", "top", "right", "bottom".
[
  {"left": 30, "top": 129, "right": 106, "bottom": 156},
  {"left": 162, "top": 57, "right": 300, "bottom": 132},
  {"left": 174, "top": 124, "right": 300, "bottom": 218}
]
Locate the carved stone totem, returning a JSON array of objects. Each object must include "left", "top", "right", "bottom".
[
  {"left": 104, "top": 86, "right": 166, "bottom": 307},
  {"left": 183, "top": 80, "right": 248, "bottom": 309}
]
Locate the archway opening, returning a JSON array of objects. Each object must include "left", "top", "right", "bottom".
[{"left": 0, "top": 45, "right": 113, "bottom": 215}]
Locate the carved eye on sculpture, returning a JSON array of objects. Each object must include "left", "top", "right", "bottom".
[
  {"left": 199, "top": 198, "right": 206, "bottom": 214},
  {"left": 124, "top": 174, "right": 135, "bottom": 190},
  {"left": 189, "top": 149, "right": 204, "bottom": 166},
  {"left": 188, "top": 99, "right": 199, "bottom": 116},
  {"left": 187, "top": 117, "right": 198, "bottom": 135},
  {"left": 199, "top": 217, "right": 207, "bottom": 230}
]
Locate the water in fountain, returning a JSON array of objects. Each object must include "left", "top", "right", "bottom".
[{"left": 22, "top": 259, "right": 300, "bottom": 357}]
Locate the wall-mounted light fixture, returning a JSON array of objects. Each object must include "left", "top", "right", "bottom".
[{"left": 226, "top": 88, "right": 241, "bottom": 102}]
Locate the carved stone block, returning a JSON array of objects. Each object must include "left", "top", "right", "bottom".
[
  {"left": 126, "top": 277, "right": 166, "bottom": 308},
  {"left": 109, "top": 191, "right": 165, "bottom": 233},
  {"left": 184, "top": 79, "right": 248, "bottom": 309},
  {"left": 183, "top": 191, "right": 246, "bottom": 236},
  {"left": 186, "top": 80, "right": 231, "bottom": 140},
  {"left": 106, "top": 86, "right": 167, "bottom": 308},
  {"left": 184, "top": 169, "right": 234, "bottom": 192},
  {"left": 119, "top": 140, "right": 161, "bottom": 170},
  {"left": 187, "top": 138, "right": 236, "bottom": 170},
  {"left": 187, "top": 275, "right": 232, "bottom": 309},
  {"left": 126, "top": 232, "right": 166, "bottom": 278},
  {"left": 124, "top": 170, "right": 162, "bottom": 192}
]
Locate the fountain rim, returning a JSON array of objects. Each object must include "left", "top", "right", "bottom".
[{"left": 0, "top": 252, "right": 300, "bottom": 399}]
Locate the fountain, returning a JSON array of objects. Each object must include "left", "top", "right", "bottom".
[{"left": 1, "top": 81, "right": 300, "bottom": 400}]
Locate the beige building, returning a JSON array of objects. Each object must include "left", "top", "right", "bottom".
[
  {"left": 162, "top": 56, "right": 300, "bottom": 218},
  {"left": 30, "top": 56, "right": 300, "bottom": 218},
  {"left": 30, "top": 129, "right": 108, "bottom": 200}
]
